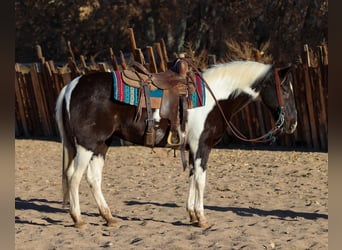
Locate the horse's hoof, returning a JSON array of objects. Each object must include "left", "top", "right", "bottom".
[
  {"left": 197, "top": 220, "right": 209, "bottom": 228},
  {"left": 188, "top": 211, "right": 198, "bottom": 223},
  {"left": 74, "top": 221, "right": 87, "bottom": 229},
  {"left": 106, "top": 218, "right": 118, "bottom": 227}
]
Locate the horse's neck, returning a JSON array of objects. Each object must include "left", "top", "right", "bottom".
[{"left": 222, "top": 94, "right": 253, "bottom": 118}]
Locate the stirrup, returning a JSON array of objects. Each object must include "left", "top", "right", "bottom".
[{"left": 167, "top": 130, "right": 185, "bottom": 147}]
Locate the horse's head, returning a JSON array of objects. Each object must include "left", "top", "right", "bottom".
[{"left": 259, "top": 64, "right": 298, "bottom": 134}]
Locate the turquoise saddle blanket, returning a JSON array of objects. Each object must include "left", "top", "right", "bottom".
[{"left": 112, "top": 71, "right": 206, "bottom": 108}]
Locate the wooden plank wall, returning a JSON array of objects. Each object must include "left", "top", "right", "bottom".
[{"left": 15, "top": 41, "right": 328, "bottom": 151}]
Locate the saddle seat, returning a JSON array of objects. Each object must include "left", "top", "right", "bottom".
[
  {"left": 121, "top": 59, "right": 195, "bottom": 148},
  {"left": 121, "top": 61, "right": 188, "bottom": 90}
]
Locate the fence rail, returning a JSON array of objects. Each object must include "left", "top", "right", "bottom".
[{"left": 15, "top": 40, "right": 328, "bottom": 151}]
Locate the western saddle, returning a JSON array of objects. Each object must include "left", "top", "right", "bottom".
[{"left": 121, "top": 58, "right": 196, "bottom": 148}]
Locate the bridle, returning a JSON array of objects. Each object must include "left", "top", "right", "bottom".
[{"left": 184, "top": 58, "right": 287, "bottom": 144}]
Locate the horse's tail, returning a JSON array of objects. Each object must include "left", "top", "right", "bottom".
[{"left": 55, "top": 85, "right": 74, "bottom": 207}]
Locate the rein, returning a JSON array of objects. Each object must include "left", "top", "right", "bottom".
[{"left": 183, "top": 58, "right": 285, "bottom": 144}]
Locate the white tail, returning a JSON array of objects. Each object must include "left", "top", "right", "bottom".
[{"left": 55, "top": 86, "right": 72, "bottom": 206}]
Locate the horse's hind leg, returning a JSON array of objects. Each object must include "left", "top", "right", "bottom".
[
  {"left": 62, "top": 144, "right": 76, "bottom": 206},
  {"left": 68, "top": 145, "right": 93, "bottom": 228},
  {"left": 86, "top": 154, "right": 117, "bottom": 227}
]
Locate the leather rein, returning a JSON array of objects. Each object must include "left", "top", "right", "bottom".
[{"left": 183, "top": 58, "right": 286, "bottom": 144}]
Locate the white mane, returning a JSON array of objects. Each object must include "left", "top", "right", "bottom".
[{"left": 202, "top": 60, "right": 272, "bottom": 100}]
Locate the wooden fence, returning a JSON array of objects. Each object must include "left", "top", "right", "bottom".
[{"left": 15, "top": 33, "right": 328, "bottom": 151}]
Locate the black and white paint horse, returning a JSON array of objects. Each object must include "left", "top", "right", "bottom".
[{"left": 55, "top": 60, "right": 297, "bottom": 228}]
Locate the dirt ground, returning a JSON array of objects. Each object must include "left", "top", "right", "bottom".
[{"left": 15, "top": 139, "right": 328, "bottom": 250}]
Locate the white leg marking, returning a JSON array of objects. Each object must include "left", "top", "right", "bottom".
[
  {"left": 63, "top": 157, "right": 75, "bottom": 205},
  {"left": 194, "top": 158, "right": 207, "bottom": 226},
  {"left": 186, "top": 166, "right": 196, "bottom": 223},
  {"left": 86, "top": 155, "right": 116, "bottom": 225},
  {"left": 68, "top": 145, "right": 93, "bottom": 226}
]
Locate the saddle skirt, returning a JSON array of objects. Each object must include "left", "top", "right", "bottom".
[{"left": 112, "top": 70, "right": 206, "bottom": 109}]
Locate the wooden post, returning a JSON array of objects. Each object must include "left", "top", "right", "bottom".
[
  {"left": 48, "top": 60, "right": 63, "bottom": 94},
  {"left": 119, "top": 50, "right": 127, "bottom": 70},
  {"left": 35, "top": 45, "right": 56, "bottom": 135},
  {"left": 90, "top": 55, "right": 97, "bottom": 68},
  {"left": 303, "top": 45, "right": 319, "bottom": 149},
  {"left": 320, "top": 43, "right": 328, "bottom": 91},
  {"left": 255, "top": 102, "right": 266, "bottom": 136},
  {"left": 109, "top": 48, "right": 119, "bottom": 71},
  {"left": 80, "top": 55, "right": 89, "bottom": 73},
  {"left": 309, "top": 46, "right": 327, "bottom": 150},
  {"left": 312, "top": 66, "right": 327, "bottom": 150},
  {"left": 128, "top": 28, "right": 137, "bottom": 51},
  {"left": 30, "top": 64, "right": 52, "bottom": 136},
  {"left": 322, "top": 43, "right": 328, "bottom": 65},
  {"left": 22, "top": 71, "right": 39, "bottom": 135},
  {"left": 58, "top": 70, "right": 72, "bottom": 86},
  {"left": 48, "top": 60, "right": 56, "bottom": 73},
  {"left": 68, "top": 57, "right": 81, "bottom": 78},
  {"left": 98, "top": 63, "right": 109, "bottom": 72},
  {"left": 67, "top": 40, "right": 76, "bottom": 62},
  {"left": 154, "top": 42, "right": 166, "bottom": 72},
  {"left": 146, "top": 46, "right": 158, "bottom": 73},
  {"left": 160, "top": 38, "right": 169, "bottom": 64},
  {"left": 304, "top": 44, "right": 311, "bottom": 67},
  {"left": 133, "top": 48, "right": 145, "bottom": 64},
  {"left": 42, "top": 61, "right": 60, "bottom": 135},
  {"left": 36, "top": 45, "right": 45, "bottom": 63},
  {"left": 14, "top": 64, "right": 30, "bottom": 137},
  {"left": 293, "top": 62, "right": 312, "bottom": 148}
]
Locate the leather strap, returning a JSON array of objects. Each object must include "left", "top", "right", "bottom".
[
  {"left": 274, "top": 68, "right": 284, "bottom": 107},
  {"left": 144, "top": 84, "right": 154, "bottom": 135},
  {"left": 180, "top": 94, "right": 188, "bottom": 170}
]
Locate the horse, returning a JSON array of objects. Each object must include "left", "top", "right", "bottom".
[{"left": 55, "top": 60, "right": 297, "bottom": 228}]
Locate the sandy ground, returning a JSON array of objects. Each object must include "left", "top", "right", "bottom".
[{"left": 15, "top": 139, "right": 328, "bottom": 249}]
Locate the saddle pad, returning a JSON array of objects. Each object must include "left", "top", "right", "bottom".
[
  {"left": 190, "top": 73, "right": 206, "bottom": 107},
  {"left": 112, "top": 71, "right": 206, "bottom": 108},
  {"left": 112, "top": 71, "right": 162, "bottom": 108}
]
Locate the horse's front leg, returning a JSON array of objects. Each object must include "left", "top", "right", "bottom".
[
  {"left": 186, "top": 150, "right": 209, "bottom": 227},
  {"left": 193, "top": 158, "right": 208, "bottom": 227},
  {"left": 86, "top": 154, "right": 117, "bottom": 227},
  {"left": 186, "top": 167, "right": 197, "bottom": 224}
]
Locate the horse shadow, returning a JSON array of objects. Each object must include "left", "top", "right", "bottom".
[
  {"left": 113, "top": 200, "right": 189, "bottom": 226},
  {"left": 15, "top": 197, "right": 65, "bottom": 213},
  {"left": 15, "top": 197, "right": 327, "bottom": 227},
  {"left": 15, "top": 197, "right": 67, "bottom": 226},
  {"left": 205, "top": 205, "right": 328, "bottom": 220},
  {"left": 124, "top": 200, "right": 328, "bottom": 222}
]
